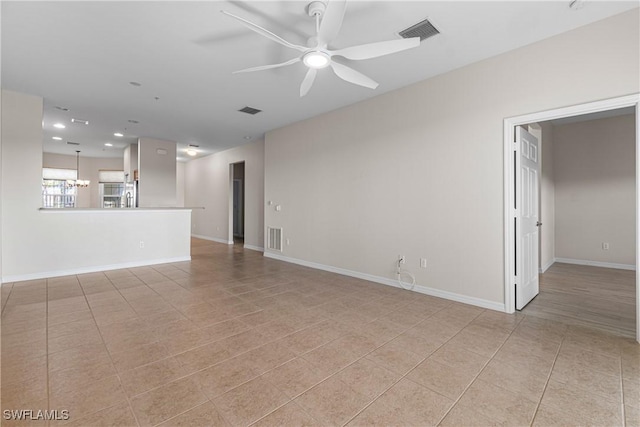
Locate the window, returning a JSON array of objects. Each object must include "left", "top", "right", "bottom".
[
  {"left": 42, "top": 168, "right": 78, "bottom": 208},
  {"left": 99, "top": 170, "right": 125, "bottom": 208}
]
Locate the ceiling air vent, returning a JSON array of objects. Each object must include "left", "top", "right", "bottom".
[
  {"left": 66, "top": 141, "right": 80, "bottom": 146},
  {"left": 399, "top": 18, "right": 439, "bottom": 41},
  {"left": 238, "top": 106, "right": 262, "bottom": 115}
]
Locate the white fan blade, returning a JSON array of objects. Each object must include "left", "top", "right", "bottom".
[
  {"left": 300, "top": 68, "right": 318, "bottom": 97},
  {"left": 331, "top": 37, "right": 420, "bottom": 60},
  {"left": 318, "top": 0, "right": 346, "bottom": 47},
  {"left": 221, "top": 10, "right": 307, "bottom": 52},
  {"left": 330, "top": 61, "right": 378, "bottom": 89},
  {"left": 233, "top": 57, "right": 301, "bottom": 74}
]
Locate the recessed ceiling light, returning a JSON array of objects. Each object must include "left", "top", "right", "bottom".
[
  {"left": 52, "top": 136, "right": 62, "bottom": 141},
  {"left": 53, "top": 123, "right": 66, "bottom": 129},
  {"left": 71, "top": 118, "right": 89, "bottom": 125},
  {"left": 244, "top": 136, "right": 252, "bottom": 140},
  {"left": 186, "top": 148, "right": 197, "bottom": 157},
  {"left": 105, "top": 143, "right": 113, "bottom": 147},
  {"left": 114, "top": 132, "right": 124, "bottom": 137},
  {"left": 129, "top": 81, "right": 142, "bottom": 87}
]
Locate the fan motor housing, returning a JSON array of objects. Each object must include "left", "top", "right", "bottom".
[{"left": 306, "top": 1, "right": 326, "bottom": 18}]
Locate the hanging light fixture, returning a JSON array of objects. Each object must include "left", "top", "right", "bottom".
[{"left": 67, "top": 150, "right": 90, "bottom": 188}]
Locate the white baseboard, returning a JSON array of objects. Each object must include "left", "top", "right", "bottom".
[
  {"left": 1, "top": 256, "right": 192, "bottom": 284},
  {"left": 192, "top": 234, "right": 233, "bottom": 245},
  {"left": 243, "top": 245, "right": 264, "bottom": 252},
  {"left": 263, "top": 252, "right": 505, "bottom": 312},
  {"left": 554, "top": 257, "right": 636, "bottom": 271},
  {"left": 540, "top": 258, "right": 555, "bottom": 273}
]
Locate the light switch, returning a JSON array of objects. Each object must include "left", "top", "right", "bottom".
[{"left": 276, "top": 205, "right": 281, "bottom": 211}]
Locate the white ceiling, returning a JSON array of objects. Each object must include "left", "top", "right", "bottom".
[{"left": 2, "top": 1, "right": 638, "bottom": 160}]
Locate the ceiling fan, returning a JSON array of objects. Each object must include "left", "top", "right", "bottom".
[{"left": 221, "top": 0, "right": 421, "bottom": 97}]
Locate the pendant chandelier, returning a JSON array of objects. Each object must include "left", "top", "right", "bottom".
[{"left": 67, "top": 150, "right": 90, "bottom": 188}]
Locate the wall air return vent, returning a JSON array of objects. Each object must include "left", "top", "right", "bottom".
[
  {"left": 267, "top": 227, "right": 283, "bottom": 252},
  {"left": 399, "top": 18, "right": 439, "bottom": 41},
  {"left": 238, "top": 106, "right": 262, "bottom": 115}
]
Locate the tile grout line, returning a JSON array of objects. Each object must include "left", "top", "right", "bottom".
[
  {"left": 1, "top": 283, "right": 14, "bottom": 316},
  {"left": 257, "top": 304, "right": 477, "bottom": 426},
  {"left": 75, "top": 272, "right": 143, "bottom": 427},
  {"left": 45, "top": 278, "right": 50, "bottom": 427},
  {"left": 527, "top": 325, "right": 567, "bottom": 426},
  {"left": 206, "top": 297, "right": 444, "bottom": 425},
  {"left": 361, "top": 309, "right": 493, "bottom": 426},
  {"left": 619, "top": 342, "right": 627, "bottom": 427}
]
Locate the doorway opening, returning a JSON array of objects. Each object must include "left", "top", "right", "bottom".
[
  {"left": 231, "top": 161, "right": 245, "bottom": 245},
  {"left": 504, "top": 94, "right": 640, "bottom": 342},
  {"left": 521, "top": 110, "right": 636, "bottom": 337}
]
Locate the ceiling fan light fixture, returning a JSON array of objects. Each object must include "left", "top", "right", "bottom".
[{"left": 303, "top": 51, "right": 330, "bottom": 69}]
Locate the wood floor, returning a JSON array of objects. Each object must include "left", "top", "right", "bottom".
[{"left": 522, "top": 262, "right": 636, "bottom": 338}]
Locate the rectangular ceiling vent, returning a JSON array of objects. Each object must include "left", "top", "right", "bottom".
[
  {"left": 66, "top": 141, "right": 80, "bottom": 146},
  {"left": 267, "top": 227, "right": 283, "bottom": 252},
  {"left": 238, "top": 106, "right": 262, "bottom": 115},
  {"left": 399, "top": 18, "right": 439, "bottom": 41}
]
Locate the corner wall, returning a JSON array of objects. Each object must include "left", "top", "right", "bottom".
[
  {"left": 264, "top": 10, "right": 639, "bottom": 308},
  {"left": 1, "top": 90, "right": 191, "bottom": 282},
  {"left": 185, "top": 139, "right": 264, "bottom": 250},
  {"left": 138, "top": 137, "right": 177, "bottom": 207},
  {"left": 554, "top": 114, "right": 636, "bottom": 267}
]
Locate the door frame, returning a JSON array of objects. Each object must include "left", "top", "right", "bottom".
[{"left": 503, "top": 93, "right": 640, "bottom": 342}]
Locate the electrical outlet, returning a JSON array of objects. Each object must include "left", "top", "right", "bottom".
[
  {"left": 286, "top": 238, "right": 290, "bottom": 246},
  {"left": 420, "top": 258, "right": 427, "bottom": 268},
  {"left": 602, "top": 242, "right": 610, "bottom": 250},
  {"left": 139, "top": 241, "right": 144, "bottom": 249}
]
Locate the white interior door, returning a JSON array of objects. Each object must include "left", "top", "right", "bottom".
[{"left": 516, "top": 126, "right": 541, "bottom": 309}]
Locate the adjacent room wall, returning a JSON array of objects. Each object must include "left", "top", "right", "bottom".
[
  {"left": 1, "top": 90, "right": 191, "bottom": 282},
  {"left": 123, "top": 143, "right": 138, "bottom": 182},
  {"left": 554, "top": 114, "right": 636, "bottom": 268},
  {"left": 43, "top": 152, "right": 124, "bottom": 208},
  {"left": 138, "top": 137, "right": 177, "bottom": 207},
  {"left": 539, "top": 122, "right": 556, "bottom": 272},
  {"left": 264, "top": 10, "right": 639, "bottom": 309},
  {"left": 185, "top": 139, "right": 264, "bottom": 250},
  {"left": 176, "top": 161, "right": 185, "bottom": 208}
]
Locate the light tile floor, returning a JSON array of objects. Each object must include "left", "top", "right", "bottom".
[{"left": 1, "top": 238, "right": 638, "bottom": 426}]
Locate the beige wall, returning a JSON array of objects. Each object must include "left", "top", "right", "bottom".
[
  {"left": 554, "top": 114, "right": 636, "bottom": 267},
  {"left": 177, "top": 162, "right": 185, "bottom": 208},
  {"left": 264, "top": 10, "right": 639, "bottom": 308},
  {"left": 185, "top": 139, "right": 264, "bottom": 250},
  {"left": 43, "top": 152, "right": 123, "bottom": 208},
  {"left": 123, "top": 143, "right": 138, "bottom": 181},
  {"left": 539, "top": 122, "right": 556, "bottom": 272},
  {"left": 138, "top": 137, "right": 177, "bottom": 207}
]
